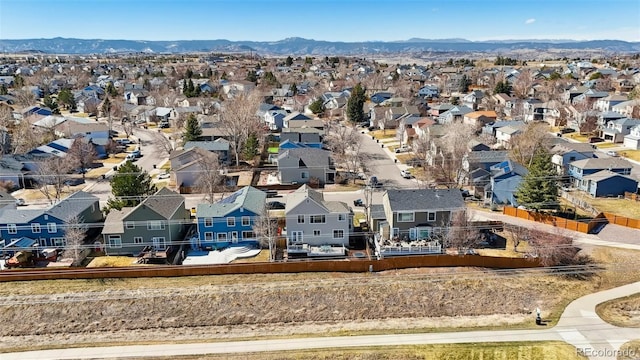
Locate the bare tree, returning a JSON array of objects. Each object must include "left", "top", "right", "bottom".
[
  {"left": 253, "top": 206, "right": 279, "bottom": 262},
  {"left": 195, "top": 153, "right": 223, "bottom": 203},
  {"left": 396, "top": 124, "right": 407, "bottom": 147},
  {"left": 504, "top": 224, "right": 530, "bottom": 252},
  {"left": 445, "top": 210, "right": 483, "bottom": 254},
  {"left": 509, "top": 122, "right": 553, "bottom": 168},
  {"left": 526, "top": 228, "right": 578, "bottom": 267},
  {"left": 151, "top": 131, "right": 175, "bottom": 157},
  {"left": 325, "top": 125, "right": 363, "bottom": 183},
  {"left": 429, "top": 122, "right": 475, "bottom": 188},
  {"left": 13, "top": 88, "right": 36, "bottom": 108},
  {"left": 512, "top": 69, "right": 534, "bottom": 99},
  {"left": 67, "top": 138, "right": 97, "bottom": 178},
  {"left": 62, "top": 215, "right": 87, "bottom": 266},
  {"left": 219, "top": 91, "right": 263, "bottom": 166},
  {"left": 10, "top": 119, "right": 40, "bottom": 155},
  {"left": 36, "top": 157, "right": 72, "bottom": 204}
]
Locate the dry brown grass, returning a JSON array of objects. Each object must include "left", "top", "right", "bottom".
[
  {"left": 565, "top": 191, "right": 640, "bottom": 218},
  {"left": 370, "top": 129, "right": 397, "bottom": 140},
  {"left": 595, "top": 293, "right": 640, "bottom": 328},
  {"left": 565, "top": 133, "right": 590, "bottom": 142},
  {"left": 231, "top": 250, "right": 270, "bottom": 263},
  {"left": 620, "top": 150, "right": 640, "bottom": 162},
  {"left": 85, "top": 256, "right": 141, "bottom": 267},
  {"left": 594, "top": 142, "right": 618, "bottom": 149},
  {"left": 85, "top": 167, "right": 110, "bottom": 179},
  {"left": 619, "top": 340, "right": 640, "bottom": 360},
  {"left": 395, "top": 153, "right": 415, "bottom": 164}
]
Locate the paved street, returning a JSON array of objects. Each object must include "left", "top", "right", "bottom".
[
  {"left": 4, "top": 281, "right": 638, "bottom": 360},
  {"left": 356, "top": 129, "right": 417, "bottom": 190}
]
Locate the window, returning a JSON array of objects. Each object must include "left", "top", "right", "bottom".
[
  {"left": 125, "top": 221, "right": 135, "bottom": 229},
  {"left": 108, "top": 235, "right": 122, "bottom": 248},
  {"left": 39, "top": 238, "right": 47, "bottom": 247},
  {"left": 31, "top": 223, "right": 41, "bottom": 233},
  {"left": 301, "top": 171, "right": 308, "bottom": 179},
  {"left": 52, "top": 237, "right": 66, "bottom": 247},
  {"left": 133, "top": 237, "right": 143, "bottom": 244},
  {"left": 217, "top": 233, "right": 227, "bottom": 241},
  {"left": 7, "top": 224, "right": 17, "bottom": 234},
  {"left": 204, "top": 218, "right": 213, "bottom": 227},
  {"left": 227, "top": 217, "right": 235, "bottom": 227},
  {"left": 338, "top": 214, "right": 346, "bottom": 221},
  {"left": 242, "top": 231, "right": 255, "bottom": 239},
  {"left": 47, "top": 223, "right": 57, "bottom": 233},
  {"left": 310, "top": 215, "right": 326, "bottom": 224},
  {"left": 204, "top": 232, "right": 213, "bottom": 241},
  {"left": 241, "top": 216, "right": 251, "bottom": 226},
  {"left": 392, "top": 228, "right": 400, "bottom": 237},
  {"left": 427, "top": 212, "right": 436, "bottom": 221},
  {"left": 313, "top": 229, "right": 321, "bottom": 237},
  {"left": 147, "top": 221, "right": 165, "bottom": 230},
  {"left": 397, "top": 212, "right": 414, "bottom": 222},
  {"left": 297, "top": 215, "right": 305, "bottom": 223},
  {"left": 333, "top": 230, "right": 344, "bottom": 239}
]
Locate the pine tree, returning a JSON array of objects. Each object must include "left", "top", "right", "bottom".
[
  {"left": 58, "top": 88, "right": 76, "bottom": 110},
  {"left": 309, "top": 98, "right": 324, "bottom": 114},
  {"left": 243, "top": 133, "right": 259, "bottom": 160},
  {"left": 43, "top": 95, "right": 59, "bottom": 114},
  {"left": 285, "top": 56, "right": 293, "bottom": 66},
  {"left": 107, "top": 161, "right": 156, "bottom": 211},
  {"left": 290, "top": 83, "right": 298, "bottom": 96},
  {"left": 183, "top": 114, "right": 202, "bottom": 142},
  {"left": 515, "top": 149, "right": 558, "bottom": 211},
  {"left": 346, "top": 83, "right": 366, "bottom": 123}
]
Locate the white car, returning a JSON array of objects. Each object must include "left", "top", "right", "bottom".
[
  {"left": 158, "top": 172, "right": 171, "bottom": 179},
  {"left": 400, "top": 169, "right": 413, "bottom": 179},
  {"left": 606, "top": 150, "right": 619, "bottom": 157},
  {"left": 395, "top": 145, "right": 411, "bottom": 153}
]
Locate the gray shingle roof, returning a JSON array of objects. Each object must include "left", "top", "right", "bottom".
[
  {"left": 466, "top": 151, "right": 509, "bottom": 164},
  {"left": 142, "top": 188, "right": 185, "bottom": 219},
  {"left": 196, "top": 186, "right": 266, "bottom": 218},
  {"left": 0, "top": 209, "right": 45, "bottom": 224},
  {"left": 184, "top": 139, "right": 230, "bottom": 152},
  {"left": 278, "top": 148, "right": 331, "bottom": 168},
  {"left": 46, "top": 191, "right": 99, "bottom": 221},
  {"left": 370, "top": 204, "right": 386, "bottom": 220},
  {"left": 385, "top": 189, "right": 465, "bottom": 212},
  {"left": 583, "top": 170, "right": 637, "bottom": 182},
  {"left": 570, "top": 158, "right": 633, "bottom": 170},
  {"left": 101, "top": 207, "right": 134, "bottom": 234}
]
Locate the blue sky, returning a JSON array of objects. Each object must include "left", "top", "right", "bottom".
[{"left": 1, "top": 0, "right": 639, "bottom": 42}]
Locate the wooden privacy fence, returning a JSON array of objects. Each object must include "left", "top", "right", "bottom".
[
  {"left": 502, "top": 207, "right": 640, "bottom": 233},
  {"left": 0, "top": 255, "right": 540, "bottom": 282}
]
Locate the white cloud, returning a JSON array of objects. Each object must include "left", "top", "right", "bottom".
[{"left": 525, "top": 18, "right": 536, "bottom": 25}]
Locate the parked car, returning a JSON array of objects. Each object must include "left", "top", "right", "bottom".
[
  {"left": 406, "top": 157, "right": 423, "bottom": 167},
  {"left": 125, "top": 153, "right": 137, "bottom": 161},
  {"left": 588, "top": 137, "right": 604, "bottom": 143},
  {"left": 265, "top": 190, "right": 279, "bottom": 198},
  {"left": 395, "top": 145, "right": 411, "bottom": 153},
  {"left": 400, "top": 169, "right": 413, "bottom": 179},
  {"left": 158, "top": 172, "right": 171, "bottom": 179},
  {"left": 116, "top": 138, "right": 133, "bottom": 145},
  {"left": 353, "top": 199, "right": 364, "bottom": 207},
  {"left": 266, "top": 201, "right": 286, "bottom": 210},
  {"left": 560, "top": 128, "right": 576, "bottom": 134},
  {"left": 159, "top": 121, "right": 170, "bottom": 128},
  {"left": 15, "top": 198, "right": 26, "bottom": 206},
  {"left": 64, "top": 178, "right": 85, "bottom": 186},
  {"left": 606, "top": 150, "right": 619, "bottom": 157}
]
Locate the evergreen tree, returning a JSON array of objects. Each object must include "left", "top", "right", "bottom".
[
  {"left": 183, "top": 114, "right": 202, "bottom": 142},
  {"left": 309, "top": 98, "right": 324, "bottom": 115},
  {"left": 182, "top": 79, "right": 189, "bottom": 95},
  {"left": 0, "top": 84, "right": 7, "bottom": 95},
  {"left": 106, "top": 161, "right": 156, "bottom": 211},
  {"left": 305, "top": 57, "right": 313, "bottom": 65},
  {"left": 346, "top": 83, "right": 366, "bottom": 123},
  {"left": 106, "top": 82, "right": 118, "bottom": 97},
  {"left": 285, "top": 56, "right": 293, "bottom": 66},
  {"left": 58, "top": 88, "right": 76, "bottom": 110},
  {"left": 43, "top": 95, "right": 59, "bottom": 114},
  {"left": 290, "top": 82, "right": 298, "bottom": 96},
  {"left": 515, "top": 149, "right": 558, "bottom": 211},
  {"left": 458, "top": 74, "right": 471, "bottom": 93},
  {"left": 243, "top": 133, "right": 259, "bottom": 159},
  {"left": 494, "top": 80, "right": 512, "bottom": 95},
  {"left": 246, "top": 70, "right": 258, "bottom": 83},
  {"left": 187, "top": 79, "right": 195, "bottom": 96}
]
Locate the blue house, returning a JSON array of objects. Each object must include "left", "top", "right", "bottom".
[
  {"left": 195, "top": 186, "right": 267, "bottom": 250},
  {"left": 0, "top": 191, "right": 102, "bottom": 248},
  {"left": 370, "top": 92, "right": 393, "bottom": 104},
  {"left": 485, "top": 160, "right": 528, "bottom": 206},
  {"left": 584, "top": 170, "right": 638, "bottom": 197},
  {"left": 568, "top": 158, "right": 633, "bottom": 190}
]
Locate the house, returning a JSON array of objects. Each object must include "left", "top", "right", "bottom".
[
  {"left": 283, "top": 112, "right": 312, "bottom": 128},
  {"left": 370, "top": 92, "right": 393, "bottom": 104},
  {"left": 462, "top": 150, "right": 509, "bottom": 174},
  {"left": 264, "top": 109, "right": 287, "bottom": 131},
  {"left": 12, "top": 105, "right": 52, "bottom": 120},
  {"left": 277, "top": 148, "right": 335, "bottom": 185},
  {"left": 550, "top": 142, "right": 596, "bottom": 175},
  {"left": 463, "top": 110, "right": 497, "bottom": 128},
  {"left": 601, "top": 118, "right": 640, "bottom": 143},
  {"left": 101, "top": 188, "right": 189, "bottom": 255},
  {"left": 418, "top": 85, "right": 439, "bottom": 98},
  {"left": 169, "top": 147, "right": 220, "bottom": 191},
  {"left": 495, "top": 123, "right": 525, "bottom": 148},
  {"left": 124, "top": 89, "right": 150, "bottom": 105},
  {"left": 195, "top": 186, "right": 266, "bottom": 250},
  {"left": 484, "top": 160, "right": 528, "bottom": 206},
  {"left": 623, "top": 125, "right": 640, "bottom": 150},
  {"left": 285, "top": 185, "right": 352, "bottom": 256},
  {"left": 437, "top": 105, "right": 473, "bottom": 124},
  {"left": 0, "top": 191, "right": 16, "bottom": 210},
  {"left": 568, "top": 158, "right": 633, "bottom": 190},
  {"left": 583, "top": 170, "right": 638, "bottom": 197},
  {"left": 380, "top": 189, "right": 465, "bottom": 242},
  {"left": 462, "top": 90, "right": 484, "bottom": 110},
  {"left": 595, "top": 94, "right": 629, "bottom": 112},
  {"left": 0, "top": 191, "right": 102, "bottom": 248},
  {"left": 612, "top": 99, "right": 640, "bottom": 118},
  {"left": 183, "top": 139, "right": 230, "bottom": 164},
  {"left": 280, "top": 131, "right": 323, "bottom": 148}
]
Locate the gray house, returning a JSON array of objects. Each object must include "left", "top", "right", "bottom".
[
  {"left": 285, "top": 185, "right": 352, "bottom": 256},
  {"left": 380, "top": 189, "right": 465, "bottom": 241},
  {"left": 277, "top": 148, "right": 335, "bottom": 185},
  {"left": 101, "top": 188, "right": 190, "bottom": 255}
]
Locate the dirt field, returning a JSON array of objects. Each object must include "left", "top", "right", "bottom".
[
  {"left": 0, "top": 247, "right": 638, "bottom": 351},
  {"left": 596, "top": 293, "right": 640, "bottom": 328}
]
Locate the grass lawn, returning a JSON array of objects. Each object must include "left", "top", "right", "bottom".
[
  {"left": 85, "top": 167, "right": 110, "bottom": 179},
  {"left": 86, "top": 256, "right": 141, "bottom": 267},
  {"left": 99, "top": 157, "right": 124, "bottom": 164},
  {"left": 232, "top": 250, "right": 270, "bottom": 263},
  {"left": 353, "top": 212, "right": 366, "bottom": 227},
  {"left": 160, "top": 162, "right": 171, "bottom": 170},
  {"left": 594, "top": 142, "right": 618, "bottom": 149},
  {"left": 267, "top": 147, "right": 279, "bottom": 154},
  {"left": 370, "top": 129, "right": 397, "bottom": 140},
  {"left": 619, "top": 340, "right": 640, "bottom": 360},
  {"left": 565, "top": 133, "right": 590, "bottom": 143},
  {"left": 395, "top": 153, "right": 416, "bottom": 164},
  {"left": 620, "top": 150, "right": 640, "bottom": 162},
  {"left": 595, "top": 292, "right": 640, "bottom": 328},
  {"left": 567, "top": 192, "right": 640, "bottom": 218},
  {"left": 168, "top": 342, "right": 586, "bottom": 360}
]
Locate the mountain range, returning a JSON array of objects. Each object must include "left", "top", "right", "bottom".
[{"left": 0, "top": 37, "right": 638, "bottom": 55}]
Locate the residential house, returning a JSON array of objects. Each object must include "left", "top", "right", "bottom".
[
  {"left": 623, "top": 125, "right": 640, "bottom": 150},
  {"left": 195, "top": 186, "right": 266, "bottom": 250},
  {"left": 601, "top": 118, "right": 640, "bottom": 143},
  {"left": 101, "top": 188, "right": 189, "bottom": 255},
  {"left": 285, "top": 185, "right": 352, "bottom": 256},
  {"left": 612, "top": 99, "right": 640, "bottom": 118},
  {"left": 583, "top": 170, "right": 638, "bottom": 197},
  {"left": 283, "top": 112, "right": 312, "bottom": 128},
  {"left": 495, "top": 123, "right": 525, "bottom": 148},
  {"left": 280, "top": 131, "right": 323, "bottom": 149},
  {"left": 380, "top": 189, "right": 465, "bottom": 242},
  {"left": 12, "top": 105, "right": 52, "bottom": 120},
  {"left": 0, "top": 191, "right": 102, "bottom": 248},
  {"left": 462, "top": 90, "right": 484, "bottom": 110},
  {"left": 370, "top": 92, "right": 393, "bottom": 104},
  {"left": 484, "top": 160, "right": 528, "bottom": 206},
  {"left": 568, "top": 158, "right": 633, "bottom": 190},
  {"left": 418, "top": 85, "right": 439, "bottom": 98},
  {"left": 183, "top": 138, "right": 230, "bottom": 164},
  {"left": 169, "top": 147, "right": 220, "bottom": 191},
  {"left": 0, "top": 191, "right": 16, "bottom": 211},
  {"left": 277, "top": 148, "right": 335, "bottom": 185},
  {"left": 550, "top": 142, "right": 596, "bottom": 175},
  {"left": 124, "top": 89, "right": 150, "bottom": 105},
  {"left": 463, "top": 110, "right": 497, "bottom": 128},
  {"left": 595, "top": 94, "right": 629, "bottom": 112},
  {"left": 462, "top": 150, "right": 509, "bottom": 175},
  {"left": 437, "top": 105, "right": 473, "bottom": 124}
]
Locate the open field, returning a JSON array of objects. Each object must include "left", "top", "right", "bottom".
[
  {"left": 0, "top": 247, "right": 637, "bottom": 351},
  {"left": 596, "top": 293, "right": 640, "bottom": 328},
  {"left": 565, "top": 192, "right": 640, "bottom": 218},
  {"left": 167, "top": 342, "right": 586, "bottom": 360}
]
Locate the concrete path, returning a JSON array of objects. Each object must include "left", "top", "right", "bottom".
[{"left": 4, "top": 282, "right": 639, "bottom": 360}]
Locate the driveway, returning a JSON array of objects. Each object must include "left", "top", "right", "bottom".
[
  {"left": 357, "top": 130, "right": 417, "bottom": 190},
  {"left": 5, "top": 281, "right": 638, "bottom": 360}
]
